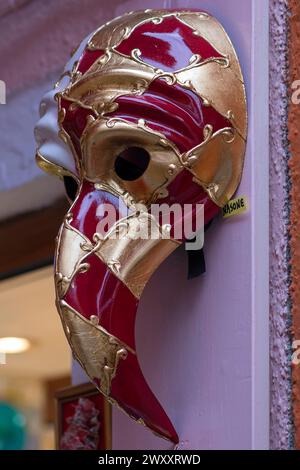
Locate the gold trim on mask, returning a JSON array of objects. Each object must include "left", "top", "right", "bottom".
[
  {"left": 175, "top": 65, "right": 246, "bottom": 142},
  {"left": 55, "top": 213, "right": 93, "bottom": 298},
  {"left": 97, "top": 234, "right": 180, "bottom": 299},
  {"left": 77, "top": 209, "right": 181, "bottom": 298},
  {"left": 87, "top": 10, "right": 169, "bottom": 51},
  {"left": 57, "top": 299, "right": 172, "bottom": 440},
  {"left": 55, "top": 206, "right": 180, "bottom": 300},
  {"left": 81, "top": 116, "right": 182, "bottom": 206},
  {"left": 181, "top": 127, "right": 245, "bottom": 207},
  {"left": 56, "top": 97, "right": 83, "bottom": 176},
  {"left": 56, "top": 298, "right": 173, "bottom": 442},
  {"left": 58, "top": 299, "right": 135, "bottom": 396},
  {"left": 36, "top": 151, "right": 79, "bottom": 183},
  {"left": 59, "top": 51, "right": 155, "bottom": 116},
  {"left": 178, "top": 12, "right": 243, "bottom": 82}
]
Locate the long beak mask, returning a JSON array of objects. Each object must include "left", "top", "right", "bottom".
[{"left": 34, "top": 9, "right": 247, "bottom": 444}]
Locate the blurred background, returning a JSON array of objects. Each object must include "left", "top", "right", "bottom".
[{"left": 0, "top": 268, "right": 70, "bottom": 449}]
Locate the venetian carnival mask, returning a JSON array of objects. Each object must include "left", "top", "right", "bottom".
[{"left": 34, "top": 9, "right": 247, "bottom": 443}]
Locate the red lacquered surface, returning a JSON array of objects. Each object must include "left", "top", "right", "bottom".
[
  {"left": 60, "top": 99, "right": 97, "bottom": 162},
  {"left": 110, "top": 352, "right": 178, "bottom": 442},
  {"left": 116, "top": 16, "right": 224, "bottom": 72},
  {"left": 65, "top": 181, "right": 138, "bottom": 349},
  {"left": 62, "top": 182, "right": 179, "bottom": 442},
  {"left": 110, "top": 78, "right": 231, "bottom": 153},
  {"left": 77, "top": 49, "right": 105, "bottom": 74},
  {"left": 161, "top": 170, "right": 220, "bottom": 240},
  {"left": 64, "top": 254, "right": 138, "bottom": 350},
  {"left": 70, "top": 181, "right": 128, "bottom": 240}
]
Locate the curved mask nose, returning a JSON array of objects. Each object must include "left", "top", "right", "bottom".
[{"left": 55, "top": 180, "right": 179, "bottom": 443}]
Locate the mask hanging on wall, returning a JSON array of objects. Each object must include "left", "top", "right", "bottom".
[{"left": 34, "top": 9, "right": 247, "bottom": 443}]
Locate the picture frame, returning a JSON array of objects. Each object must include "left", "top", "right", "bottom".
[{"left": 55, "top": 382, "right": 112, "bottom": 450}]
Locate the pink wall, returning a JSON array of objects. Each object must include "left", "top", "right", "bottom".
[{"left": 73, "top": 0, "right": 270, "bottom": 450}]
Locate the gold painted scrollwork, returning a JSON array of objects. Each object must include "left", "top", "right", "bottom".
[{"left": 58, "top": 300, "right": 134, "bottom": 396}]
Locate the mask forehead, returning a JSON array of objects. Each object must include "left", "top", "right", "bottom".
[
  {"left": 44, "top": 9, "right": 246, "bottom": 207},
  {"left": 85, "top": 9, "right": 247, "bottom": 138}
]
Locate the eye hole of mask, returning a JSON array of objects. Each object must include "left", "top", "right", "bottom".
[
  {"left": 63, "top": 176, "right": 79, "bottom": 202},
  {"left": 114, "top": 146, "right": 150, "bottom": 181}
]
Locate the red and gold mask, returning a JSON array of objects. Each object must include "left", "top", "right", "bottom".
[{"left": 34, "top": 9, "right": 247, "bottom": 443}]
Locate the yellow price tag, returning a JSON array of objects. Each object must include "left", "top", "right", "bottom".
[{"left": 222, "top": 196, "right": 248, "bottom": 219}]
